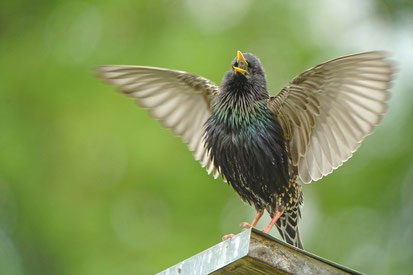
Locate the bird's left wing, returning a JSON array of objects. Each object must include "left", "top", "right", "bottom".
[
  {"left": 95, "top": 65, "right": 220, "bottom": 178},
  {"left": 267, "top": 52, "right": 395, "bottom": 183}
]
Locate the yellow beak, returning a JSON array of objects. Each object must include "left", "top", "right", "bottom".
[
  {"left": 237, "top": 50, "right": 247, "bottom": 64},
  {"left": 233, "top": 66, "right": 248, "bottom": 74}
]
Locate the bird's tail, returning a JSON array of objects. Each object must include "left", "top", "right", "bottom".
[{"left": 275, "top": 207, "right": 303, "bottom": 249}]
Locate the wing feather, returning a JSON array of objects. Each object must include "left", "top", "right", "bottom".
[
  {"left": 268, "top": 51, "right": 395, "bottom": 183},
  {"left": 96, "top": 65, "right": 221, "bottom": 177}
]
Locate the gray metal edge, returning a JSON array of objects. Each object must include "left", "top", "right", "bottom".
[{"left": 157, "top": 229, "right": 251, "bottom": 275}]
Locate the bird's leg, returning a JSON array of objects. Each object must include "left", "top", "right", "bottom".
[
  {"left": 240, "top": 210, "right": 264, "bottom": 228},
  {"left": 262, "top": 210, "right": 283, "bottom": 233}
]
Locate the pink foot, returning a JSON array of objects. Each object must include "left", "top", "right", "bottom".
[
  {"left": 261, "top": 226, "right": 271, "bottom": 233},
  {"left": 261, "top": 210, "right": 283, "bottom": 234},
  {"left": 222, "top": 234, "right": 235, "bottom": 240}
]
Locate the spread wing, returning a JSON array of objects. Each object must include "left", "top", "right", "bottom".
[
  {"left": 267, "top": 52, "right": 395, "bottom": 183},
  {"left": 95, "top": 65, "right": 220, "bottom": 178}
]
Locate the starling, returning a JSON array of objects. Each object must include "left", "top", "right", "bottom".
[{"left": 96, "top": 51, "right": 395, "bottom": 249}]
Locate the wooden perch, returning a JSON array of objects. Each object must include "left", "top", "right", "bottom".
[{"left": 157, "top": 228, "right": 363, "bottom": 275}]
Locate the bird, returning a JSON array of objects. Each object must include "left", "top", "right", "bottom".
[{"left": 95, "top": 50, "right": 395, "bottom": 249}]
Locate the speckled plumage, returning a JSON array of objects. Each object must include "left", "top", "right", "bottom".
[{"left": 96, "top": 50, "right": 395, "bottom": 250}]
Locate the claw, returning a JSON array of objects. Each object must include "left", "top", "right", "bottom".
[
  {"left": 240, "top": 222, "right": 252, "bottom": 228},
  {"left": 261, "top": 227, "right": 271, "bottom": 233},
  {"left": 222, "top": 234, "right": 235, "bottom": 241}
]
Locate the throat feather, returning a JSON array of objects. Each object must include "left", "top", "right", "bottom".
[{"left": 214, "top": 94, "right": 268, "bottom": 130}]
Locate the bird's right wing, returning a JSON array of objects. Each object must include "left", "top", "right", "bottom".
[
  {"left": 95, "top": 65, "right": 220, "bottom": 178},
  {"left": 267, "top": 52, "right": 395, "bottom": 183}
]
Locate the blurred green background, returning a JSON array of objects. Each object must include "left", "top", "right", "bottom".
[{"left": 1, "top": 0, "right": 413, "bottom": 274}]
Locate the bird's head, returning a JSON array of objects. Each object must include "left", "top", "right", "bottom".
[{"left": 222, "top": 51, "right": 267, "bottom": 95}]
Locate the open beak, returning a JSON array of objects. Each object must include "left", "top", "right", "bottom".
[{"left": 233, "top": 50, "right": 248, "bottom": 76}]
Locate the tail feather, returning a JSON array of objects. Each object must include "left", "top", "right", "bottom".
[{"left": 275, "top": 207, "right": 303, "bottom": 249}]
